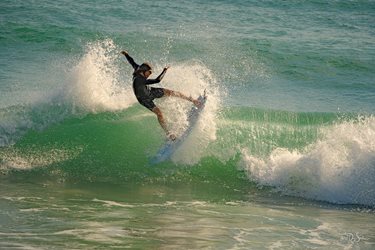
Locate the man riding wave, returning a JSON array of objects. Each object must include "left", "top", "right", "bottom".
[{"left": 121, "top": 51, "right": 200, "bottom": 140}]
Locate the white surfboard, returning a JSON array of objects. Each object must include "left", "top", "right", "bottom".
[{"left": 150, "top": 91, "right": 207, "bottom": 164}]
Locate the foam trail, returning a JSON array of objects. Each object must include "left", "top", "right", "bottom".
[
  {"left": 239, "top": 116, "right": 375, "bottom": 206},
  {"left": 0, "top": 146, "right": 83, "bottom": 174}
]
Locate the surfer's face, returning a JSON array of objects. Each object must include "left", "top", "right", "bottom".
[{"left": 144, "top": 70, "right": 152, "bottom": 78}]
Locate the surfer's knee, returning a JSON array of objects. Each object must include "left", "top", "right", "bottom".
[
  {"left": 164, "top": 89, "right": 185, "bottom": 99},
  {"left": 163, "top": 89, "right": 173, "bottom": 96}
]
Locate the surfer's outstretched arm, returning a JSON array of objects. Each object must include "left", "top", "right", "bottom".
[
  {"left": 121, "top": 51, "right": 139, "bottom": 70},
  {"left": 145, "top": 66, "right": 169, "bottom": 85}
]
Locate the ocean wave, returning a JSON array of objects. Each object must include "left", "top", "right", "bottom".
[
  {"left": 1, "top": 98, "right": 374, "bottom": 207},
  {"left": 239, "top": 115, "right": 375, "bottom": 206}
]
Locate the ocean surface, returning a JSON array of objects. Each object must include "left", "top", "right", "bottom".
[{"left": 1, "top": 0, "right": 375, "bottom": 249}]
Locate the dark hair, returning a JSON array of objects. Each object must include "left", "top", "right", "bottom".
[
  {"left": 134, "top": 62, "right": 152, "bottom": 76},
  {"left": 138, "top": 63, "right": 152, "bottom": 72}
]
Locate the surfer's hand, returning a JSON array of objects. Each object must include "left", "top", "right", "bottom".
[
  {"left": 164, "top": 66, "right": 170, "bottom": 71},
  {"left": 192, "top": 99, "right": 201, "bottom": 107},
  {"left": 121, "top": 51, "right": 128, "bottom": 56}
]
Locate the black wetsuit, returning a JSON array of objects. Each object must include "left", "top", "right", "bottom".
[{"left": 125, "top": 54, "right": 167, "bottom": 111}]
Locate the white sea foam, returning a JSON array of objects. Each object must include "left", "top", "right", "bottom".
[
  {"left": 239, "top": 116, "right": 375, "bottom": 206},
  {"left": 0, "top": 147, "right": 83, "bottom": 173},
  {"left": 92, "top": 198, "right": 135, "bottom": 208},
  {"left": 64, "top": 39, "right": 136, "bottom": 113}
]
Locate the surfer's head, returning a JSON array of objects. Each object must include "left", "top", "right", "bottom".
[{"left": 136, "top": 63, "right": 152, "bottom": 78}]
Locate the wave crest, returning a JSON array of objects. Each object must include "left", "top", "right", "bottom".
[{"left": 239, "top": 116, "right": 375, "bottom": 206}]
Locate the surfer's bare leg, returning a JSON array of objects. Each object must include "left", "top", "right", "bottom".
[
  {"left": 152, "top": 106, "right": 176, "bottom": 140},
  {"left": 163, "top": 89, "right": 200, "bottom": 107}
]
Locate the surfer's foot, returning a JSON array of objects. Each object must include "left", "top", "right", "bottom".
[{"left": 167, "top": 132, "right": 177, "bottom": 141}]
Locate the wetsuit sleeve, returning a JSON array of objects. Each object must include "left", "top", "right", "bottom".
[
  {"left": 124, "top": 54, "right": 139, "bottom": 70},
  {"left": 145, "top": 68, "right": 167, "bottom": 85}
]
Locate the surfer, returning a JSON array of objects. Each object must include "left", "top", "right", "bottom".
[{"left": 121, "top": 51, "right": 200, "bottom": 140}]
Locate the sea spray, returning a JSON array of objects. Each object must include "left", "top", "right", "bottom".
[{"left": 64, "top": 39, "right": 136, "bottom": 113}]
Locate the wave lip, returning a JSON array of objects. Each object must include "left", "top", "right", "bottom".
[{"left": 240, "top": 116, "right": 375, "bottom": 206}]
